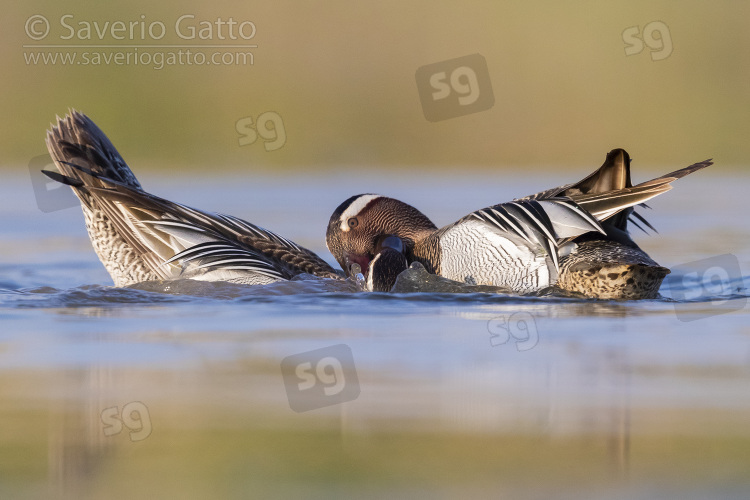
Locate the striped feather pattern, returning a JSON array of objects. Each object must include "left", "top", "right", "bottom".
[
  {"left": 460, "top": 199, "right": 604, "bottom": 271},
  {"left": 77, "top": 171, "right": 337, "bottom": 281},
  {"left": 165, "top": 242, "right": 288, "bottom": 280},
  {"left": 44, "top": 111, "right": 339, "bottom": 286}
]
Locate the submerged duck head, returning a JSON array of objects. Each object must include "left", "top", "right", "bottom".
[
  {"left": 326, "top": 194, "right": 436, "bottom": 286},
  {"left": 365, "top": 236, "right": 409, "bottom": 292}
]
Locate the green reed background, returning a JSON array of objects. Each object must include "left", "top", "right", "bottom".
[{"left": 3, "top": 1, "right": 749, "bottom": 172}]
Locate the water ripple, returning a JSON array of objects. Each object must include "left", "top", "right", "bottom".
[{"left": 1, "top": 276, "right": 747, "bottom": 311}]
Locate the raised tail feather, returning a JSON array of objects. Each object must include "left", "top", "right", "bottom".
[
  {"left": 43, "top": 111, "right": 340, "bottom": 286},
  {"left": 523, "top": 148, "right": 712, "bottom": 233},
  {"left": 527, "top": 149, "right": 633, "bottom": 200},
  {"left": 45, "top": 110, "right": 142, "bottom": 194},
  {"left": 569, "top": 157, "right": 713, "bottom": 222}
]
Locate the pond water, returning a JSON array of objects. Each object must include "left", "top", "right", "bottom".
[{"left": 1, "top": 168, "right": 749, "bottom": 499}]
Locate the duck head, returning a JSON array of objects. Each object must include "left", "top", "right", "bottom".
[
  {"left": 365, "top": 236, "right": 409, "bottom": 292},
  {"left": 326, "top": 194, "right": 437, "bottom": 285}
]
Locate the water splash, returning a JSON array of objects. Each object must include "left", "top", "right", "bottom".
[{"left": 349, "top": 263, "right": 367, "bottom": 291}]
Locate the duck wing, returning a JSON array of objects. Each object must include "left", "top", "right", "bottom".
[{"left": 45, "top": 111, "right": 339, "bottom": 285}]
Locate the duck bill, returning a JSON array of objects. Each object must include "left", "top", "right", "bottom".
[{"left": 345, "top": 253, "right": 371, "bottom": 278}]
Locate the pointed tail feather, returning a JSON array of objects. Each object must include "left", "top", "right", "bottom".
[
  {"left": 632, "top": 159, "right": 713, "bottom": 188},
  {"left": 41, "top": 169, "right": 83, "bottom": 187},
  {"left": 564, "top": 148, "right": 632, "bottom": 195},
  {"left": 523, "top": 149, "right": 634, "bottom": 201},
  {"left": 567, "top": 158, "right": 713, "bottom": 223},
  {"left": 567, "top": 183, "right": 673, "bottom": 221},
  {"left": 45, "top": 110, "right": 142, "bottom": 192},
  {"left": 523, "top": 150, "right": 712, "bottom": 233}
]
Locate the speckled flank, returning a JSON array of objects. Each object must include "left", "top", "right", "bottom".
[
  {"left": 46, "top": 111, "right": 340, "bottom": 288},
  {"left": 82, "top": 208, "right": 161, "bottom": 287},
  {"left": 558, "top": 240, "right": 670, "bottom": 299}
]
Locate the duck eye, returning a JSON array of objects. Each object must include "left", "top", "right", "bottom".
[{"left": 348, "top": 217, "right": 358, "bottom": 229}]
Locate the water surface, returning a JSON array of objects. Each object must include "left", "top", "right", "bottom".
[{"left": 1, "top": 170, "right": 749, "bottom": 499}]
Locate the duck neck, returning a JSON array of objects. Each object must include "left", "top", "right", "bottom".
[{"left": 410, "top": 231, "right": 440, "bottom": 274}]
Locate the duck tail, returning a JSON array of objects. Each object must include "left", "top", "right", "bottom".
[
  {"left": 44, "top": 110, "right": 143, "bottom": 199},
  {"left": 571, "top": 157, "right": 713, "bottom": 221},
  {"left": 524, "top": 149, "right": 713, "bottom": 235},
  {"left": 566, "top": 148, "right": 633, "bottom": 195}
]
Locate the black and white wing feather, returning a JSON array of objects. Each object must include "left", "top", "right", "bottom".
[{"left": 449, "top": 199, "right": 605, "bottom": 271}]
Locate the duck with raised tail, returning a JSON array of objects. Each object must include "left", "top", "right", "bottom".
[
  {"left": 44, "top": 110, "right": 343, "bottom": 287},
  {"left": 326, "top": 149, "right": 712, "bottom": 299}
]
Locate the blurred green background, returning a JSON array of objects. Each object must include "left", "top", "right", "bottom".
[{"left": 4, "top": 0, "right": 749, "bottom": 172}]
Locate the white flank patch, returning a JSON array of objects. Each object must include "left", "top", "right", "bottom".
[
  {"left": 340, "top": 194, "right": 381, "bottom": 232},
  {"left": 439, "top": 219, "right": 552, "bottom": 293}
]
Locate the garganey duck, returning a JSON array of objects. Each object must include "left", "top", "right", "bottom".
[
  {"left": 326, "top": 150, "right": 712, "bottom": 299},
  {"left": 44, "top": 110, "right": 341, "bottom": 287}
]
